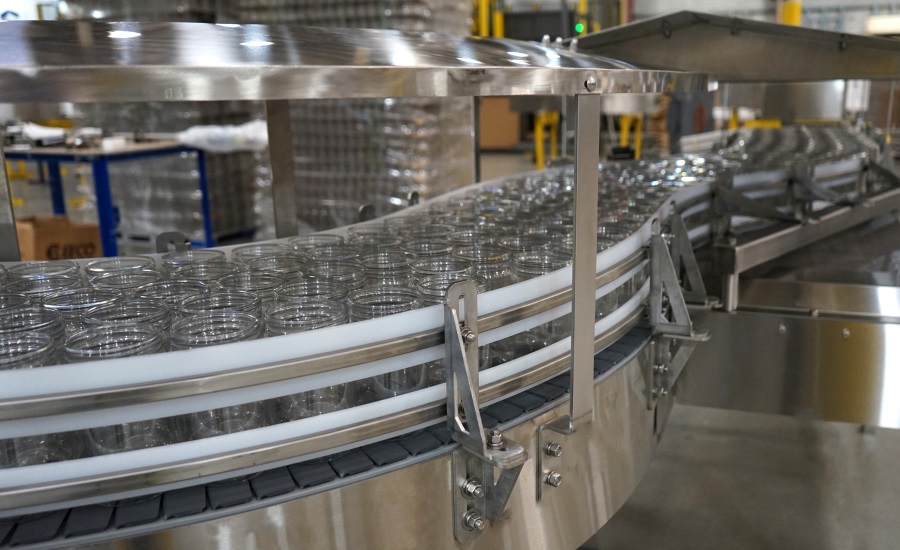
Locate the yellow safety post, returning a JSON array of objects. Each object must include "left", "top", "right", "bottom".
[
  {"left": 577, "top": 0, "right": 588, "bottom": 35},
  {"left": 780, "top": 0, "right": 802, "bottom": 26},
  {"left": 535, "top": 112, "right": 546, "bottom": 169},
  {"left": 534, "top": 111, "right": 561, "bottom": 169},
  {"left": 619, "top": 115, "right": 632, "bottom": 148},
  {"left": 618, "top": 114, "right": 643, "bottom": 159},
  {"left": 492, "top": 0, "right": 504, "bottom": 37},
  {"left": 549, "top": 112, "right": 559, "bottom": 159},
  {"left": 477, "top": 0, "right": 490, "bottom": 37},
  {"left": 728, "top": 108, "right": 740, "bottom": 130},
  {"left": 633, "top": 114, "right": 643, "bottom": 160}
]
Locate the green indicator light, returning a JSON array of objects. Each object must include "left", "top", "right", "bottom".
[{"left": 575, "top": 23, "right": 585, "bottom": 33}]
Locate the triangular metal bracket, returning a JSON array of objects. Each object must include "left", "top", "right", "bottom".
[
  {"left": 715, "top": 185, "right": 802, "bottom": 224},
  {"left": 668, "top": 213, "right": 716, "bottom": 307},
  {"left": 650, "top": 233, "right": 710, "bottom": 341}
]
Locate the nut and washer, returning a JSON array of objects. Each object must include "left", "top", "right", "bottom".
[
  {"left": 462, "top": 478, "right": 486, "bottom": 499},
  {"left": 461, "top": 328, "right": 477, "bottom": 344},
  {"left": 463, "top": 509, "right": 485, "bottom": 531},
  {"left": 544, "top": 442, "right": 563, "bottom": 457},
  {"left": 545, "top": 471, "right": 563, "bottom": 487},
  {"left": 487, "top": 428, "right": 504, "bottom": 449}
]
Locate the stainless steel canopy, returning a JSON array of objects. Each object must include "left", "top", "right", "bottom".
[{"left": 0, "top": 21, "right": 705, "bottom": 102}]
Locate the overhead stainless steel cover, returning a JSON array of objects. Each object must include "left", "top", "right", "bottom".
[
  {"left": 575, "top": 11, "right": 900, "bottom": 82},
  {"left": 0, "top": 21, "right": 704, "bottom": 103}
]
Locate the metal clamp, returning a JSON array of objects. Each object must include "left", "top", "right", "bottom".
[
  {"left": 155, "top": 231, "right": 191, "bottom": 253},
  {"left": 445, "top": 281, "right": 527, "bottom": 543}
]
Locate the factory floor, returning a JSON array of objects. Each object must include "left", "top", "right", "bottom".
[{"left": 582, "top": 404, "right": 900, "bottom": 550}]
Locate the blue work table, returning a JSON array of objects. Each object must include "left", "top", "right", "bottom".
[{"left": 5, "top": 140, "right": 212, "bottom": 256}]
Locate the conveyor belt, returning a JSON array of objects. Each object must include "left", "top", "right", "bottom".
[{"left": 0, "top": 326, "right": 651, "bottom": 549}]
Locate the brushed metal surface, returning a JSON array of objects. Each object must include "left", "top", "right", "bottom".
[
  {"left": 576, "top": 11, "right": 900, "bottom": 82},
  {"left": 75, "top": 348, "right": 657, "bottom": 550},
  {"left": 0, "top": 146, "right": 20, "bottom": 262},
  {"left": 680, "top": 309, "right": 900, "bottom": 428},
  {"left": 0, "top": 22, "right": 706, "bottom": 103}
]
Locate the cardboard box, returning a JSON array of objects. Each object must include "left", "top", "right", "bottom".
[
  {"left": 15, "top": 216, "right": 101, "bottom": 261},
  {"left": 479, "top": 97, "right": 522, "bottom": 150}
]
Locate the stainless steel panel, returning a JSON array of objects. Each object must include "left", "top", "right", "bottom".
[
  {"left": 722, "top": 82, "right": 847, "bottom": 123},
  {"left": 76, "top": 349, "right": 657, "bottom": 550},
  {"left": 679, "top": 309, "right": 900, "bottom": 428},
  {"left": 265, "top": 100, "right": 299, "bottom": 238},
  {"left": 576, "top": 11, "right": 900, "bottom": 82},
  {"left": 740, "top": 279, "right": 900, "bottom": 321},
  {"left": 0, "top": 22, "right": 707, "bottom": 103}
]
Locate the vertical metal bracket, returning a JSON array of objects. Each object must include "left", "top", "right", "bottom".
[
  {"left": 445, "top": 282, "right": 527, "bottom": 543},
  {"left": 668, "top": 212, "right": 718, "bottom": 308},
  {"left": 265, "top": 100, "right": 299, "bottom": 238},
  {"left": 648, "top": 225, "right": 710, "bottom": 410},
  {"left": 535, "top": 415, "right": 571, "bottom": 500}
]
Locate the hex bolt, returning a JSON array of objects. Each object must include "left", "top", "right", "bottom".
[
  {"left": 584, "top": 75, "right": 597, "bottom": 92},
  {"left": 545, "top": 471, "right": 563, "bottom": 487},
  {"left": 653, "top": 364, "right": 668, "bottom": 374},
  {"left": 463, "top": 478, "right": 486, "bottom": 499},
  {"left": 463, "top": 509, "right": 485, "bottom": 532},
  {"left": 545, "top": 442, "right": 563, "bottom": 457},
  {"left": 461, "top": 328, "right": 476, "bottom": 344},
  {"left": 487, "top": 428, "right": 504, "bottom": 449},
  {"left": 653, "top": 387, "right": 668, "bottom": 398}
]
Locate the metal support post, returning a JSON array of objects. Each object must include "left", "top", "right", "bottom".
[
  {"left": 569, "top": 92, "right": 602, "bottom": 426},
  {"left": 265, "top": 100, "right": 299, "bottom": 238},
  {"left": 472, "top": 97, "right": 482, "bottom": 183},
  {"left": 195, "top": 149, "right": 215, "bottom": 247},
  {"left": 46, "top": 161, "right": 66, "bottom": 215},
  {"left": 90, "top": 158, "right": 118, "bottom": 257},
  {"left": 444, "top": 281, "right": 527, "bottom": 543},
  {"left": 0, "top": 144, "right": 21, "bottom": 261}
]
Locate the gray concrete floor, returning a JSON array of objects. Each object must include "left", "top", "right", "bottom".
[{"left": 585, "top": 404, "right": 900, "bottom": 550}]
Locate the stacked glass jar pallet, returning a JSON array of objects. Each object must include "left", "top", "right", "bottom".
[{"left": 0, "top": 159, "right": 714, "bottom": 467}]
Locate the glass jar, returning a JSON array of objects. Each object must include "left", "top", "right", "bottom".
[
  {"left": 0, "top": 293, "right": 29, "bottom": 315},
  {"left": 0, "top": 332, "right": 56, "bottom": 369},
  {"left": 231, "top": 242, "right": 293, "bottom": 264},
  {"left": 170, "top": 262, "right": 243, "bottom": 285},
  {"left": 360, "top": 251, "right": 415, "bottom": 287},
  {"left": 42, "top": 288, "right": 123, "bottom": 335},
  {"left": 84, "top": 256, "right": 155, "bottom": 277},
  {"left": 348, "top": 285, "right": 425, "bottom": 399},
  {"left": 308, "top": 243, "right": 362, "bottom": 262},
  {"left": 7, "top": 260, "right": 80, "bottom": 280},
  {"left": 401, "top": 224, "right": 454, "bottom": 241},
  {"left": 133, "top": 280, "right": 210, "bottom": 307},
  {"left": 275, "top": 279, "right": 348, "bottom": 302},
  {"left": 499, "top": 234, "right": 553, "bottom": 253},
  {"left": 0, "top": 306, "right": 66, "bottom": 359},
  {"left": 400, "top": 239, "right": 453, "bottom": 258},
  {"left": 347, "top": 224, "right": 392, "bottom": 239},
  {"left": 170, "top": 312, "right": 262, "bottom": 350},
  {"left": 83, "top": 300, "right": 174, "bottom": 351},
  {"left": 65, "top": 324, "right": 163, "bottom": 362},
  {"left": 409, "top": 257, "right": 473, "bottom": 283},
  {"left": 88, "top": 418, "right": 178, "bottom": 455},
  {"left": 452, "top": 246, "right": 512, "bottom": 291},
  {"left": 160, "top": 249, "right": 227, "bottom": 274},
  {"left": 4, "top": 275, "right": 81, "bottom": 299},
  {"left": 178, "top": 290, "right": 263, "bottom": 319},
  {"left": 306, "top": 260, "right": 367, "bottom": 292},
  {"left": 2, "top": 431, "right": 86, "bottom": 467},
  {"left": 247, "top": 255, "right": 306, "bottom": 276},
  {"left": 288, "top": 233, "right": 344, "bottom": 254},
  {"left": 349, "top": 233, "right": 404, "bottom": 250},
  {"left": 217, "top": 272, "right": 285, "bottom": 307},
  {"left": 88, "top": 269, "right": 164, "bottom": 294}
]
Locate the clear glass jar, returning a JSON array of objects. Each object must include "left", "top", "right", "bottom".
[
  {"left": 83, "top": 300, "right": 174, "bottom": 351},
  {"left": 42, "top": 288, "right": 123, "bottom": 334},
  {"left": 0, "top": 332, "right": 56, "bottom": 369},
  {"left": 288, "top": 233, "right": 344, "bottom": 254},
  {"left": 349, "top": 233, "right": 404, "bottom": 250},
  {"left": 177, "top": 290, "right": 263, "bottom": 319},
  {"left": 401, "top": 224, "right": 454, "bottom": 241},
  {"left": 0, "top": 306, "right": 65, "bottom": 359},
  {"left": 160, "top": 249, "right": 227, "bottom": 273},
  {"left": 0, "top": 293, "right": 29, "bottom": 315},
  {"left": 409, "top": 257, "right": 473, "bottom": 283},
  {"left": 265, "top": 298, "right": 348, "bottom": 336},
  {"left": 170, "top": 262, "right": 243, "bottom": 285},
  {"left": 84, "top": 256, "right": 155, "bottom": 277},
  {"left": 275, "top": 279, "right": 348, "bottom": 302},
  {"left": 217, "top": 272, "right": 285, "bottom": 307},
  {"left": 89, "top": 269, "right": 164, "bottom": 295},
  {"left": 88, "top": 418, "right": 178, "bottom": 455},
  {"left": 360, "top": 251, "right": 414, "bottom": 287},
  {"left": 348, "top": 285, "right": 425, "bottom": 399},
  {"left": 247, "top": 255, "right": 306, "bottom": 276},
  {"left": 499, "top": 234, "right": 553, "bottom": 253},
  {"left": 347, "top": 224, "right": 392, "bottom": 239},
  {"left": 231, "top": 242, "right": 293, "bottom": 264},
  {"left": 133, "top": 280, "right": 210, "bottom": 307},
  {"left": 65, "top": 324, "right": 163, "bottom": 362},
  {"left": 308, "top": 243, "right": 362, "bottom": 262},
  {"left": 188, "top": 401, "right": 269, "bottom": 439},
  {"left": 448, "top": 229, "right": 493, "bottom": 248},
  {"left": 2, "top": 431, "right": 86, "bottom": 467},
  {"left": 452, "top": 246, "right": 512, "bottom": 291},
  {"left": 4, "top": 275, "right": 81, "bottom": 299},
  {"left": 416, "top": 274, "right": 488, "bottom": 306},
  {"left": 306, "top": 260, "right": 367, "bottom": 292},
  {"left": 400, "top": 239, "right": 453, "bottom": 258},
  {"left": 170, "top": 312, "right": 262, "bottom": 350},
  {"left": 6, "top": 260, "right": 80, "bottom": 280}
]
